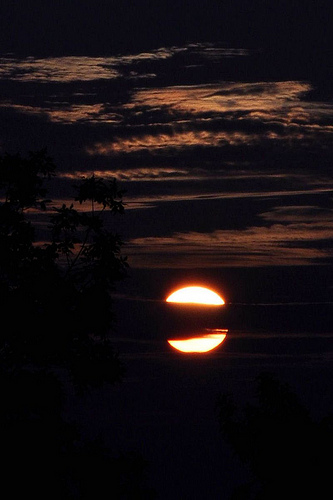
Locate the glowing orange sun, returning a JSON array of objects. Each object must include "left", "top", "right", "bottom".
[{"left": 166, "top": 286, "right": 224, "bottom": 305}]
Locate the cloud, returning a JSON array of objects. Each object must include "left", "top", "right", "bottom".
[
  {"left": 85, "top": 129, "right": 258, "bottom": 155},
  {"left": 84, "top": 80, "right": 333, "bottom": 157},
  {"left": 128, "top": 81, "right": 313, "bottom": 114},
  {"left": 121, "top": 186, "right": 332, "bottom": 210},
  {"left": 2, "top": 45, "right": 333, "bottom": 164},
  {"left": 0, "top": 47, "right": 181, "bottom": 83},
  {"left": 0, "top": 44, "right": 246, "bottom": 83},
  {"left": 0, "top": 102, "right": 124, "bottom": 125},
  {"left": 0, "top": 56, "right": 120, "bottom": 83},
  {"left": 260, "top": 206, "right": 333, "bottom": 223},
  {"left": 1, "top": 42, "right": 332, "bottom": 273},
  {"left": 126, "top": 221, "right": 333, "bottom": 268},
  {"left": 60, "top": 167, "right": 193, "bottom": 182}
]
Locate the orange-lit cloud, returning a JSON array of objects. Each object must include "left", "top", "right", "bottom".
[
  {"left": 2, "top": 50, "right": 333, "bottom": 154},
  {"left": 127, "top": 81, "right": 313, "bottom": 115},
  {"left": 0, "top": 47, "right": 182, "bottom": 83},
  {"left": 0, "top": 102, "right": 123, "bottom": 125},
  {"left": 1, "top": 45, "right": 230, "bottom": 84},
  {"left": 1, "top": 43, "right": 332, "bottom": 275},
  {"left": 126, "top": 218, "right": 333, "bottom": 268},
  {"left": 0, "top": 56, "right": 120, "bottom": 82},
  {"left": 85, "top": 130, "right": 256, "bottom": 155},
  {"left": 84, "top": 80, "right": 333, "bottom": 156},
  {"left": 60, "top": 167, "right": 193, "bottom": 182},
  {"left": 121, "top": 186, "right": 331, "bottom": 209}
]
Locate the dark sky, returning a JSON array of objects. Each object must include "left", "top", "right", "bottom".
[
  {"left": 1, "top": 1, "right": 332, "bottom": 59},
  {"left": 1, "top": 2, "right": 333, "bottom": 498}
]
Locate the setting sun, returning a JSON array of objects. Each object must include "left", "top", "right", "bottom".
[
  {"left": 166, "top": 286, "right": 224, "bottom": 305},
  {"left": 167, "top": 331, "right": 227, "bottom": 353}
]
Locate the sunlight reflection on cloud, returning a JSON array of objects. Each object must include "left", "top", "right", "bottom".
[
  {"left": 126, "top": 219, "right": 333, "bottom": 268},
  {"left": 0, "top": 48, "right": 180, "bottom": 83},
  {"left": 0, "top": 56, "right": 120, "bottom": 82},
  {"left": 1, "top": 42, "right": 332, "bottom": 274},
  {"left": 261, "top": 206, "right": 333, "bottom": 223},
  {"left": 0, "top": 102, "right": 123, "bottom": 124},
  {"left": 1, "top": 47, "right": 333, "bottom": 155},
  {"left": 85, "top": 81, "right": 333, "bottom": 155},
  {"left": 85, "top": 130, "right": 256, "bottom": 154},
  {"left": 122, "top": 187, "right": 332, "bottom": 208},
  {"left": 128, "top": 81, "right": 313, "bottom": 114},
  {"left": 0, "top": 44, "right": 239, "bottom": 83}
]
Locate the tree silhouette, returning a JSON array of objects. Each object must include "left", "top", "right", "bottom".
[
  {"left": 217, "top": 372, "right": 333, "bottom": 499},
  {"left": 0, "top": 150, "right": 157, "bottom": 498},
  {"left": 0, "top": 149, "right": 127, "bottom": 388},
  {"left": 0, "top": 367, "right": 156, "bottom": 499}
]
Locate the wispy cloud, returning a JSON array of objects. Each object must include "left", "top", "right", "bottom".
[
  {"left": 0, "top": 102, "right": 123, "bottom": 124},
  {"left": 2, "top": 46, "right": 333, "bottom": 160},
  {"left": 122, "top": 187, "right": 332, "bottom": 210},
  {"left": 60, "top": 167, "right": 193, "bottom": 182},
  {"left": 126, "top": 220, "right": 333, "bottom": 268},
  {"left": 127, "top": 81, "right": 313, "bottom": 114},
  {"left": 0, "top": 47, "right": 178, "bottom": 83},
  {"left": 85, "top": 81, "right": 333, "bottom": 156},
  {"left": 86, "top": 130, "right": 257, "bottom": 154},
  {"left": 0, "top": 56, "right": 120, "bottom": 83},
  {"left": 0, "top": 44, "right": 245, "bottom": 83},
  {"left": 260, "top": 206, "right": 333, "bottom": 224},
  {"left": 1, "top": 42, "right": 332, "bottom": 271}
]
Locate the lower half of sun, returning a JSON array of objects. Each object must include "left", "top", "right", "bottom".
[{"left": 167, "top": 330, "right": 227, "bottom": 353}]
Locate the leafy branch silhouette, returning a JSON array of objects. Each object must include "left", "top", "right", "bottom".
[
  {"left": 0, "top": 150, "right": 127, "bottom": 388},
  {"left": 0, "top": 150, "right": 157, "bottom": 498}
]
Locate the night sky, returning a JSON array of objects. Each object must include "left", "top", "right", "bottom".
[{"left": 1, "top": 2, "right": 332, "bottom": 498}]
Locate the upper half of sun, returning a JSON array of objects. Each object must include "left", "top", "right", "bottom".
[{"left": 166, "top": 286, "right": 225, "bottom": 306}]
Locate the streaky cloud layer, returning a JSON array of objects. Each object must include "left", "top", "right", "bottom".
[
  {"left": 127, "top": 217, "right": 333, "bottom": 268},
  {"left": 0, "top": 42, "right": 332, "bottom": 270}
]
